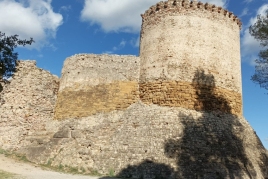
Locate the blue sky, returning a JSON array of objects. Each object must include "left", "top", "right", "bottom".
[{"left": 0, "top": 0, "right": 267, "bottom": 149}]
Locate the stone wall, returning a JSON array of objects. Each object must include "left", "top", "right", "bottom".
[
  {"left": 24, "top": 102, "right": 268, "bottom": 179},
  {"left": 55, "top": 54, "right": 140, "bottom": 120},
  {"left": 140, "top": 0, "right": 242, "bottom": 116},
  {"left": 0, "top": 1, "right": 267, "bottom": 179},
  {"left": 140, "top": 80, "right": 242, "bottom": 116},
  {"left": 0, "top": 61, "right": 59, "bottom": 150}
]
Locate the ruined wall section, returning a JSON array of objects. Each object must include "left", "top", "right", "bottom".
[
  {"left": 139, "top": 0, "right": 242, "bottom": 116},
  {"left": 55, "top": 54, "right": 140, "bottom": 120},
  {"left": 0, "top": 61, "right": 59, "bottom": 150}
]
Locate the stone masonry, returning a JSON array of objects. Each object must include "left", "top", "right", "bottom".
[
  {"left": 0, "top": 0, "right": 267, "bottom": 179},
  {"left": 0, "top": 61, "right": 59, "bottom": 150},
  {"left": 140, "top": 0, "right": 242, "bottom": 116},
  {"left": 55, "top": 54, "right": 140, "bottom": 120}
]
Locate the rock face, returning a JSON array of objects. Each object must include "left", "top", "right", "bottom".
[{"left": 0, "top": 0, "right": 268, "bottom": 179}]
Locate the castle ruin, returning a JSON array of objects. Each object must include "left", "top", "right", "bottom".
[{"left": 0, "top": 0, "right": 268, "bottom": 178}]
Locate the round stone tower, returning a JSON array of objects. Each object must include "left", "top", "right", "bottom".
[{"left": 139, "top": 0, "right": 243, "bottom": 116}]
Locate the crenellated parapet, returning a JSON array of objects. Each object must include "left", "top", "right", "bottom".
[{"left": 141, "top": 0, "right": 242, "bottom": 29}]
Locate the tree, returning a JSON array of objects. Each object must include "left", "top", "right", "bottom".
[
  {"left": 0, "top": 31, "right": 34, "bottom": 79},
  {"left": 249, "top": 11, "right": 268, "bottom": 91}
]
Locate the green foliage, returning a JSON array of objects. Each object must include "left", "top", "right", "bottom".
[
  {"left": 46, "top": 158, "right": 53, "bottom": 166},
  {"left": 108, "top": 168, "right": 115, "bottom": 177},
  {"left": 249, "top": 11, "right": 268, "bottom": 91},
  {"left": 0, "top": 31, "right": 34, "bottom": 79},
  {"left": 16, "top": 154, "right": 30, "bottom": 163}
]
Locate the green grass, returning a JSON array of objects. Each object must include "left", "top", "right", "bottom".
[
  {"left": 41, "top": 160, "right": 102, "bottom": 176},
  {"left": 0, "top": 170, "right": 17, "bottom": 179},
  {"left": 0, "top": 148, "right": 29, "bottom": 163},
  {"left": 0, "top": 148, "right": 7, "bottom": 155},
  {"left": 0, "top": 148, "right": 103, "bottom": 177},
  {"left": 108, "top": 168, "right": 115, "bottom": 177}
]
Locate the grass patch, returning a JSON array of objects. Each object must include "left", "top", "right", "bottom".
[
  {"left": 89, "top": 169, "right": 102, "bottom": 176},
  {"left": 0, "top": 170, "right": 17, "bottom": 179},
  {"left": 0, "top": 148, "right": 30, "bottom": 164},
  {"left": 0, "top": 148, "right": 103, "bottom": 177},
  {"left": 109, "top": 168, "right": 115, "bottom": 177},
  {"left": 15, "top": 154, "right": 30, "bottom": 163},
  {"left": 40, "top": 160, "right": 102, "bottom": 176},
  {"left": 0, "top": 148, "right": 7, "bottom": 155}
]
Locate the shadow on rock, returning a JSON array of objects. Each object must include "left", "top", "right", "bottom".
[
  {"left": 0, "top": 83, "right": 3, "bottom": 93},
  {"left": 192, "top": 69, "right": 231, "bottom": 113},
  {"left": 164, "top": 69, "right": 267, "bottom": 179},
  {"left": 164, "top": 112, "right": 257, "bottom": 179},
  {"left": 113, "top": 69, "right": 268, "bottom": 179}
]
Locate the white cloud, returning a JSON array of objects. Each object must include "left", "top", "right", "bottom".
[
  {"left": 60, "top": 5, "right": 71, "bottom": 12},
  {"left": 80, "top": 0, "right": 227, "bottom": 33},
  {"left": 130, "top": 37, "right": 140, "bottom": 48},
  {"left": 241, "top": 4, "right": 268, "bottom": 64},
  {"left": 81, "top": 0, "right": 159, "bottom": 33},
  {"left": 0, "top": 0, "right": 63, "bottom": 49},
  {"left": 240, "top": 8, "right": 249, "bottom": 17},
  {"left": 103, "top": 39, "right": 127, "bottom": 54},
  {"left": 112, "top": 39, "right": 126, "bottom": 51}
]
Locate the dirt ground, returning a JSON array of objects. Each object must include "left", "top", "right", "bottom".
[{"left": 0, "top": 154, "right": 117, "bottom": 179}]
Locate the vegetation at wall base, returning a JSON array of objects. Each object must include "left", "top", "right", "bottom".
[
  {"left": 0, "top": 148, "right": 31, "bottom": 164},
  {"left": 249, "top": 10, "right": 268, "bottom": 91},
  {"left": 0, "top": 170, "right": 17, "bottom": 179},
  {"left": 0, "top": 148, "right": 103, "bottom": 177},
  {"left": 40, "top": 158, "right": 102, "bottom": 176},
  {"left": 0, "top": 31, "right": 34, "bottom": 79}
]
